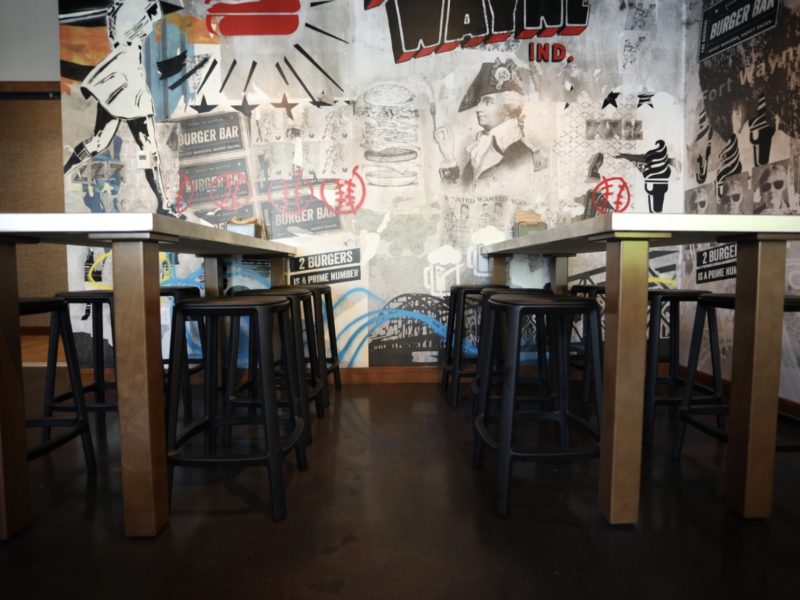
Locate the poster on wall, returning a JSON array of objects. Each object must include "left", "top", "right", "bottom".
[
  {"left": 685, "top": 0, "right": 800, "bottom": 401},
  {"left": 58, "top": 0, "right": 687, "bottom": 368},
  {"left": 698, "top": 0, "right": 780, "bottom": 61}
]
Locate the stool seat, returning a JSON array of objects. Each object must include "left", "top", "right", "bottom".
[
  {"left": 698, "top": 292, "right": 800, "bottom": 310},
  {"left": 19, "top": 297, "right": 67, "bottom": 315},
  {"left": 569, "top": 284, "right": 606, "bottom": 298},
  {"left": 56, "top": 290, "right": 114, "bottom": 301},
  {"left": 490, "top": 293, "right": 596, "bottom": 313},
  {"left": 177, "top": 295, "right": 289, "bottom": 313},
  {"left": 237, "top": 287, "right": 312, "bottom": 298},
  {"left": 649, "top": 289, "right": 707, "bottom": 301},
  {"left": 160, "top": 286, "right": 202, "bottom": 301}
]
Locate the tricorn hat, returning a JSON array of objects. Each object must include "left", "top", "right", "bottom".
[{"left": 458, "top": 59, "right": 532, "bottom": 112}]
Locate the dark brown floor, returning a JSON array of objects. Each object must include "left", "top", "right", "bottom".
[{"left": 2, "top": 370, "right": 800, "bottom": 599}]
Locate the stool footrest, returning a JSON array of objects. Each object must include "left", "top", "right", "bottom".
[
  {"left": 168, "top": 453, "right": 275, "bottom": 467},
  {"left": 680, "top": 414, "right": 728, "bottom": 441},
  {"left": 26, "top": 420, "right": 90, "bottom": 461}
]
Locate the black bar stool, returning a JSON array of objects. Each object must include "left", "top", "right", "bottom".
[
  {"left": 568, "top": 285, "right": 606, "bottom": 405},
  {"left": 232, "top": 287, "right": 326, "bottom": 420},
  {"left": 166, "top": 295, "right": 306, "bottom": 521},
  {"left": 442, "top": 284, "right": 498, "bottom": 407},
  {"left": 569, "top": 284, "right": 605, "bottom": 301},
  {"left": 20, "top": 297, "right": 96, "bottom": 471},
  {"left": 643, "top": 289, "right": 708, "bottom": 445},
  {"left": 50, "top": 290, "right": 115, "bottom": 423},
  {"left": 270, "top": 283, "right": 341, "bottom": 394},
  {"left": 474, "top": 293, "right": 603, "bottom": 516},
  {"left": 672, "top": 293, "right": 800, "bottom": 458},
  {"left": 160, "top": 286, "right": 205, "bottom": 419},
  {"left": 469, "top": 286, "right": 551, "bottom": 417}
]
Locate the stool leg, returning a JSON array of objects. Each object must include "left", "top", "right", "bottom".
[
  {"left": 285, "top": 301, "right": 314, "bottom": 434},
  {"left": 555, "top": 314, "right": 571, "bottom": 449},
  {"left": 668, "top": 301, "right": 680, "bottom": 399},
  {"left": 278, "top": 308, "right": 309, "bottom": 468},
  {"left": 496, "top": 308, "right": 521, "bottom": 517},
  {"left": 672, "top": 305, "right": 705, "bottom": 460},
  {"left": 204, "top": 315, "right": 219, "bottom": 455},
  {"left": 441, "top": 293, "right": 455, "bottom": 393},
  {"left": 587, "top": 307, "right": 604, "bottom": 430},
  {"left": 536, "top": 314, "right": 549, "bottom": 395},
  {"left": 254, "top": 309, "right": 287, "bottom": 521},
  {"left": 448, "top": 291, "right": 466, "bottom": 408},
  {"left": 707, "top": 307, "right": 726, "bottom": 432},
  {"left": 472, "top": 298, "right": 496, "bottom": 468},
  {"left": 222, "top": 315, "right": 241, "bottom": 448},
  {"left": 58, "top": 307, "right": 96, "bottom": 472},
  {"left": 41, "top": 312, "right": 60, "bottom": 443},
  {"left": 165, "top": 308, "right": 188, "bottom": 507},
  {"left": 179, "top": 316, "right": 195, "bottom": 421},
  {"left": 308, "top": 293, "right": 329, "bottom": 411},
  {"left": 92, "top": 301, "right": 106, "bottom": 424},
  {"left": 324, "top": 291, "right": 342, "bottom": 391},
  {"left": 644, "top": 296, "right": 661, "bottom": 445},
  {"left": 578, "top": 312, "right": 592, "bottom": 405}
]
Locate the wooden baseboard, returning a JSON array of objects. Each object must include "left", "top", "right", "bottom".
[
  {"left": 678, "top": 366, "right": 800, "bottom": 418},
  {"left": 20, "top": 326, "right": 50, "bottom": 336},
  {"left": 339, "top": 366, "right": 441, "bottom": 384},
  {"left": 70, "top": 366, "right": 443, "bottom": 385}
]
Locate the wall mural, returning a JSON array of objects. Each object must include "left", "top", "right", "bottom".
[
  {"left": 59, "top": 0, "right": 686, "bottom": 370},
  {"left": 683, "top": 0, "right": 800, "bottom": 401}
]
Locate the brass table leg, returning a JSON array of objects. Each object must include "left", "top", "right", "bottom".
[
  {"left": 203, "top": 256, "right": 222, "bottom": 298},
  {"left": 489, "top": 255, "right": 507, "bottom": 285},
  {"left": 553, "top": 256, "right": 569, "bottom": 294},
  {"left": 0, "top": 242, "right": 31, "bottom": 539},
  {"left": 271, "top": 256, "right": 289, "bottom": 287},
  {"left": 726, "top": 239, "right": 787, "bottom": 518},
  {"left": 599, "top": 239, "right": 649, "bottom": 524},
  {"left": 112, "top": 240, "right": 169, "bottom": 537}
]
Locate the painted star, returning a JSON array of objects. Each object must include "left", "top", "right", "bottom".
[
  {"left": 190, "top": 95, "right": 217, "bottom": 114},
  {"left": 637, "top": 91, "right": 655, "bottom": 108},
  {"left": 601, "top": 91, "right": 620, "bottom": 109},
  {"left": 272, "top": 93, "right": 298, "bottom": 120},
  {"left": 233, "top": 94, "right": 258, "bottom": 119}
]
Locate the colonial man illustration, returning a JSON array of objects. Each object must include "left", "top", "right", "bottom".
[
  {"left": 63, "top": 0, "right": 181, "bottom": 218},
  {"left": 435, "top": 59, "right": 544, "bottom": 195}
]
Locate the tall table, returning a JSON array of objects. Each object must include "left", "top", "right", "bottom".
[
  {"left": 0, "top": 213, "right": 296, "bottom": 539},
  {"left": 483, "top": 213, "right": 800, "bottom": 524}
]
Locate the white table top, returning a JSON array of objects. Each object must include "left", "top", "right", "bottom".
[
  {"left": 0, "top": 212, "right": 297, "bottom": 257},
  {"left": 484, "top": 213, "right": 800, "bottom": 256}
]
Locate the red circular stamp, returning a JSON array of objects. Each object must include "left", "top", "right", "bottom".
[
  {"left": 320, "top": 166, "right": 366, "bottom": 215},
  {"left": 592, "top": 176, "right": 631, "bottom": 214}
]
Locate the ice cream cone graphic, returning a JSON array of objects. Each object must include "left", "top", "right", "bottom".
[
  {"left": 716, "top": 134, "right": 743, "bottom": 199},
  {"left": 748, "top": 94, "right": 775, "bottom": 167},
  {"left": 695, "top": 108, "right": 712, "bottom": 184},
  {"left": 644, "top": 140, "right": 670, "bottom": 213}
]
